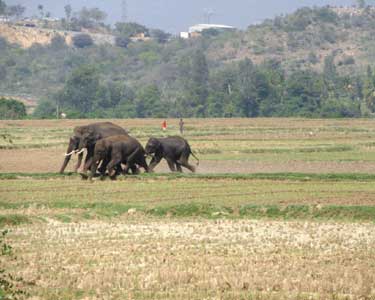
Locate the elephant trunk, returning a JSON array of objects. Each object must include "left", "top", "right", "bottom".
[
  {"left": 60, "top": 151, "right": 73, "bottom": 174},
  {"left": 60, "top": 136, "right": 79, "bottom": 173}
]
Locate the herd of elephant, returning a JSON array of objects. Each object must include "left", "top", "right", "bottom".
[{"left": 59, "top": 122, "right": 199, "bottom": 180}]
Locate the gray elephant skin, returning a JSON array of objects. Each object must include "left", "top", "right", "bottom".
[
  {"left": 145, "top": 136, "right": 199, "bottom": 173},
  {"left": 88, "top": 135, "right": 149, "bottom": 180},
  {"left": 60, "top": 122, "right": 128, "bottom": 173}
]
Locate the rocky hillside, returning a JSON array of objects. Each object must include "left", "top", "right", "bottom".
[
  {"left": 203, "top": 6, "right": 375, "bottom": 75},
  {"left": 0, "top": 23, "right": 115, "bottom": 48}
]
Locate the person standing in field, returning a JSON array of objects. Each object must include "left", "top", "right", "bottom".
[
  {"left": 179, "top": 118, "right": 184, "bottom": 135},
  {"left": 162, "top": 120, "right": 167, "bottom": 131}
]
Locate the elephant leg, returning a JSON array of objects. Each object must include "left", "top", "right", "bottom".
[
  {"left": 107, "top": 156, "right": 122, "bottom": 180},
  {"left": 83, "top": 148, "right": 94, "bottom": 173},
  {"left": 74, "top": 152, "right": 84, "bottom": 172},
  {"left": 137, "top": 155, "right": 149, "bottom": 173},
  {"left": 98, "top": 157, "right": 111, "bottom": 178},
  {"left": 177, "top": 156, "right": 195, "bottom": 173},
  {"left": 130, "top": 165, "right": 140, "bottom": 174},
  {"left": 115, "top": 163, "right": 123, "bottom": 175},
  {"left": 148, "top": 156, "right": 162, "bottom": 172},
  {"left": 166, "top": 158, "right": 176, "bottom": 172},
  {"left": 123, "top": 149, "right": 140, "bottom": 175},
  {"left": 176, "top": 162, "right": 183, "bottom": 173},
  {"left": 88, "top": 159, "right": 101, "bottom": 181}
]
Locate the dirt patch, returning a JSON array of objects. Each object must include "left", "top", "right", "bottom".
[{"left": 2, "top": 146, "right": 375, "bottom": 174}]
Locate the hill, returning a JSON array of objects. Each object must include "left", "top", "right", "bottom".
[{"left": 1, "top": 5, "right": 375, "bottom": 118}]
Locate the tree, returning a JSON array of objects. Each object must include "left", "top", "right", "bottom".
[
  {"left": 64, "top": 4, "right": 72, "bottom": 23},
  {"left": 58, "top": 65, "right": 100, "bottom": 114},
  {"left": 72, "top": 33, "right": 93, "bottom": 48},
  {"left": 33, "top": 99, "right": 56, "bottom": 119},
  {"left": 115, "top": 22, "right": 149, "bottom": 38},
  {"left": 0, "top": 0, "right": 6, "bottom": 15},
  {"left": 37, "top": 4, "right": 44, "bottom": 18},
  {"left": 75, "top": 7, "right": 107, "bottom": 29},
  {"left": 6, "top": 4, "right": 25, "bottom": 20},
  {"left": 150, "top": 29, "right": 171, "bottom": 43},
  {"left": 115, "top": 36, "right": 130, "bottom": 48},
  {"left": 0, "top": 98, "right": 27, "bottom": 119},
  {"left": 135, "top": 85, "right": 164, "bottom": 117},
  {"left": 357, "top": 0, "right": 366, "bottom": 8},
  {"left": 284, "top": 70, "right": 324, "bottom": 116},
  {"left": 180, "top": 49, "right": 209, "bottom": 116}
]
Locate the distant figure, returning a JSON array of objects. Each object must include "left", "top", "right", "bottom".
[
  {"left": 179, "top": 118, "right": 184, "bottom": 135},
  {"left": 162, "top": 120, "right": 167, "bottom": 131}
]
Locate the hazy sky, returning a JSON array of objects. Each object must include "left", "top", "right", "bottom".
[{"left": 7, "top": 0, "right": 357, "bottom": 33}]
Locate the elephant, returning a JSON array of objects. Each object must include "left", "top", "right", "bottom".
[
  {"left": 60, "top": 122, "right": 128, "bottom": 174},
  {"left": 145, "top": 136, "right": 199, "bottom": 173},
  {"left": 88, "top": 135, "right": 149, "bottom": 180}
]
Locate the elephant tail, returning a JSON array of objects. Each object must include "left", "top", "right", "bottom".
[{"left": 190, "top": 150, "right": 200, "bottom": 166}]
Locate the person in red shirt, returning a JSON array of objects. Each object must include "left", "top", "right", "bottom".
[{"left": 162, "top": 120, "right": 167, "bottom": 131}]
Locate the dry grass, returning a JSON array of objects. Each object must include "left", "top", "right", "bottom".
[{"left": 5, "top": 219, "right": 375, "bottom": 299}]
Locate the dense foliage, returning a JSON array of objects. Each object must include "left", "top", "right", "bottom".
[
  {"left": 2, "top": 4, "right": 375, "bottom": 118},
  {"left": 0, "top": 98, "right": 26, "bottom": 119}
]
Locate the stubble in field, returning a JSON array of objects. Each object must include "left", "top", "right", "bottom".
[{"left": 4, "top": 219, "right": 374, "bottom": 300}]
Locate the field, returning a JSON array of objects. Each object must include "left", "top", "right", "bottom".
[{"left": 1, "top": 118, "right": 375, "bottom": 299}]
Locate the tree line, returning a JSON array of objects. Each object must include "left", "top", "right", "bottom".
[{"left": 33, "top": 51, "right": 374, "bottom": 119}]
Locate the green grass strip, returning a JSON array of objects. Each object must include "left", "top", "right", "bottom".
[
  {"left": 0, "top": 215, "right": 31, "bottom": 227},
  {"left": 1, "top": 203, "right": 374, "bottom": 224}
]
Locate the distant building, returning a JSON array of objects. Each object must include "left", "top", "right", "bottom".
[
  {"left": 130, "top": 32, "right": 151, "bottom": 42},
  {"left": 0, "top": 16, "right": 9, "bottom": 23},
  {"left": 180, "top": 23, "right": 235, "bottom": 39}
]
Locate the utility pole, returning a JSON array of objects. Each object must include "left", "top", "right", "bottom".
[{"left": 121, "top": 0, "right": 127, "bottom": 22}]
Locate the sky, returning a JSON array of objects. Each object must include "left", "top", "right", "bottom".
[{"left": 7, "top": 0, "right": 358, "bottom": 33}]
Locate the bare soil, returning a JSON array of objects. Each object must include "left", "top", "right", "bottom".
[{"left": 2, "top": 146, "right": 375, "bottom": 174}]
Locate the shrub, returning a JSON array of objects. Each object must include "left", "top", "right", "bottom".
[
  {"left": 0, "top": 98, "right": 26, "bottom": 120},
  {"left": 72, "top": 33, "right": 94, "bottom": 48},
  {"left": 115, "top": 36, "right": 130, "bottom": 48},
  {"left": 33, "top": 100, "right": 56, "bottom": 119}
]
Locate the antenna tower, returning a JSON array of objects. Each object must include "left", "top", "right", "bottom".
[
  {"left": 121, "top": 0, "right": 128, "bottom": 22},
  {"left": 203, "top": 8, "right": 214, "bottom": 24}
]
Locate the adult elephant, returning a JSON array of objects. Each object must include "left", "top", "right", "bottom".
[
  {"left": 59, "top": 122, "right": 128, "bottom": 174},
  {"left": 145, "top": 136, "right": 199, "bottom": 173},
  {"left": 88, "top": 135, "right": 149, "bottom": 180}
]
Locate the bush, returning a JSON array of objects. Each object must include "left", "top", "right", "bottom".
[
  {"left": 72, "top": 33, "right": 94, "bottom": 48},
  {"left": 338, "top": 55, "right": 355, "bottom": 66},
  {"left": 115, "top": 36, "right": 130, "bottom": 48},
  {"left": 50, "top": 35, "right": 67, "bottom": 50},
  {"left": 0, "top": 98, "right": 27, "bottom": 120},
  {"left": 320, "top": 98, "right": 361, "bottom": 118},
  {"left": 33, "top": 100, "right": 56, "bottom": 119}
]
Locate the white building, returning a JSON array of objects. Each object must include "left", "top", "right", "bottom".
[{"left": 180, "top": 23, "right": 235, "bottom": 39}]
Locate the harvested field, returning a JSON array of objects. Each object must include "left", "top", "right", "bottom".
[
  {"left": 1, "top": 118, "right": 375, "bottom": 299},
  {"left": 4, "top": 219, "right": 375, "bottom": 299}
]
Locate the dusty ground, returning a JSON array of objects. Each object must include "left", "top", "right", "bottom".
[
  {"left": 5, "top": 218, "right": 375, "bottom": 299},
  {"left": 2, "top": 146, "right": 375, "bottom": 173}
]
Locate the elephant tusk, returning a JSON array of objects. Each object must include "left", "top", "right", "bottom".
[
  {"left": 76, "top": 148, "right": 85, "bottom": 155},
  {"left": 64, "top": 150, "right": 76, "bottom": 157}
]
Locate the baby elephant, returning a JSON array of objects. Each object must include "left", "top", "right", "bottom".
[
  {"left": 145, "top": 136, "right": 199, "bottom": 173},
  {"left": 90, "top": 135, "right": 149, "bottom": 180}
]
